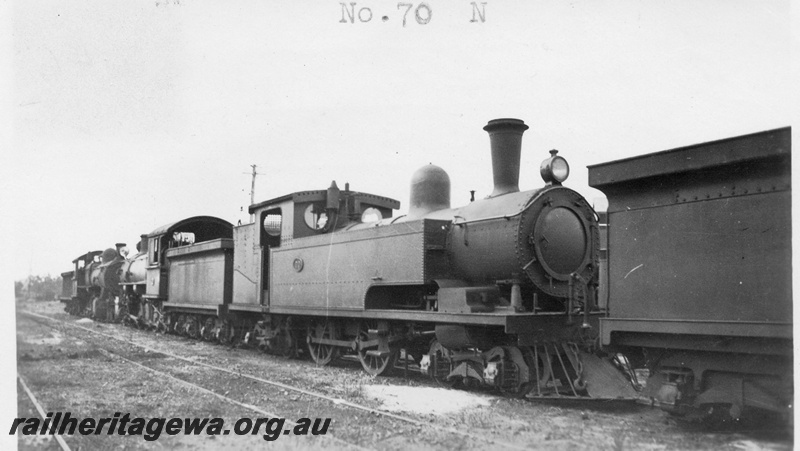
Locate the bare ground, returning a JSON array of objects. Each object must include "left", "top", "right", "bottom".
[{"left": 14, "top": 299, "right": 793, "bottom": 450}]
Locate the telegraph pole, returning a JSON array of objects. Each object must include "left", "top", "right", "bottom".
[
  {"left": 243, "top": 165, "right": 261, "bottom": 223},
  {"left": 249, "top": 164, "right": 257, "bottom": 206}
]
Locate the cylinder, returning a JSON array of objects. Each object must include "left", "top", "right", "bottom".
[{"left": 483, "top": 118, "right": 529, "bottom": 197}]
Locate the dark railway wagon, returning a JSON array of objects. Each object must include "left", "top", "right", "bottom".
[{"left": 589, "top": 127, "right": 792, "bottom": 420}]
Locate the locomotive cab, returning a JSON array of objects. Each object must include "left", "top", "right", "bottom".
[
  {"left": 234, "top": 187, "right": 401, "bottom": 309},
  {"left": 60, "top": 250, "right": 103, "bottom": 315}
]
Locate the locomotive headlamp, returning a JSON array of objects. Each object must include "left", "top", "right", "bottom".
[{"left": 540, "top": 149, "right": 570, "bottom": 185}]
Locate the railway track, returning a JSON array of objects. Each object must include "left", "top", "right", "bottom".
[
  {"left": 17, "top": 374, "right": 72, "bottom": 451},
  {"left": 93, "top": 347, "right": 368, "bottom": 451},
  {"left": 20, "top": 310, "right": 558, "bottom": 450}
]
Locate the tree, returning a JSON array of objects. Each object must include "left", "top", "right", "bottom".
[{"left": 16, "top": 275, "right": 62, "bottom": 301}]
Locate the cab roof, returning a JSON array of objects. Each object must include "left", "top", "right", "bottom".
[
  {"left": 146, "top": 215, "right": 233, "bottom": 239},
  {"left": 248, "top": 189, "right": 399, "bottom": 214}
]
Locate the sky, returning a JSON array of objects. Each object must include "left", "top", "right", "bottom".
[
  {"left": 2, "top": 0, "right": 795, "bottom": 282},
  {"left": 0, "top": 0, "right": 797, "bottom": 443}
]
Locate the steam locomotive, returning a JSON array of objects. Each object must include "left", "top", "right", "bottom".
[
  {"left": 61, "top": 118, "right": 637, "bottom": 399},
  {"left": 60, "top": 120, "right": 793, "bottom": 421}
]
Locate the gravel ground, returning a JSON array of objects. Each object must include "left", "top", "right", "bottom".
[{"left": 15, "top": 299, "right": 793, "bottom": 450}]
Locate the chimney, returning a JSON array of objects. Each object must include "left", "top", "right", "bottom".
[{"left": 483, "top": 118, "right": 529, "bottom": 197}]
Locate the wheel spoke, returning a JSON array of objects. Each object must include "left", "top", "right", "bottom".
[{"left": 307, "top": 320, "right": 337, "bottom": 366}]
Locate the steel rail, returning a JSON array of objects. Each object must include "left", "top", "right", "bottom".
[
  {"left": 95, "top": 348, "right": 368, "bottom": 451},
  {"left": 17, "top": 374, "right": 72, "bottom": 451}
]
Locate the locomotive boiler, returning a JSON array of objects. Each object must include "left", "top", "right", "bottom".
[
  {"left": 410, "top": 119, "right": 596, "bottom": 304},
  {"left": 117, "top": 241, "right": 150, "bottom": 327}
]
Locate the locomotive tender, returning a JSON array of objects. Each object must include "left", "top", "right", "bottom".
[
  {"left": 589, "top": 127, "right": 792, "bottom": 420},
  {"left": 61, "top": 118, "right": 637, "bottom": 399}
]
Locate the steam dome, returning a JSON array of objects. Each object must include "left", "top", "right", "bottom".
[{"left": 407, "top": 164, "right": 451, "bottom": 219}]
